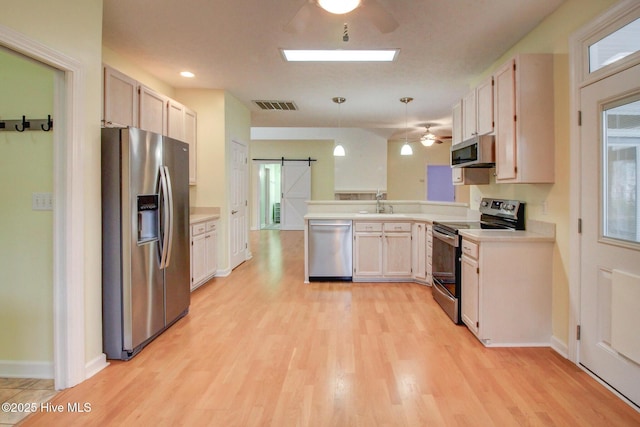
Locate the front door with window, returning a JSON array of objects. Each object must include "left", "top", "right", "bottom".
[{"left": 579, "top": 62, "right": 640, "bottom": 407}]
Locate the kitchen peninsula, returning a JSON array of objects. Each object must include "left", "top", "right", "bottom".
[{"left": 303, "top": 199, "right": 556, "bottom": 346}]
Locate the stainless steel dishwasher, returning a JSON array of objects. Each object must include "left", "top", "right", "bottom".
[{"left": 308, "top": 219, "right": 353, "bottom": 281}]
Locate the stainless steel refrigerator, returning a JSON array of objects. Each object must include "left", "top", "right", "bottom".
[{"left": 101, "top": 127, "right": 190, "bottom": 360}]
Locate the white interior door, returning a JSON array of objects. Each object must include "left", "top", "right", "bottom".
[
  {"left": 579, "top": 62, "right": 640, "bottom": 407},
  {"left": 281, "top": 163, "right": 311, "bottom": 231},
  {"left": 230, "top": 140, "right": 248, "bottom": 269}
]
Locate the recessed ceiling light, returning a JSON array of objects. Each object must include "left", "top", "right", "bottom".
[
  {"left": 180, "top": 71, "right": 195, "bottom": 78},
  {"left": 281, "top": 49, "right": 399, "bottom": 62}
]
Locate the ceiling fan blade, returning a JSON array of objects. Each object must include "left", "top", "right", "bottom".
[
  {"left": 283, "top": 1, "right": 315, "bottom": 34},
  {"left": 359, "top": 0, "right": 398, "bottom": 34}
]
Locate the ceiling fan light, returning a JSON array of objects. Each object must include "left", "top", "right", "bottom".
[
  {"left": 401, "top": 143, "right": 413, "bottom": 156},
  {"left": 421, "top": 139, "right": 434, "bottom": 147},
  {"left": 333, "top": 143, "right": 346, "bottom": 156},
  {"left": 420, "top": 133, "right": 436, "bottom": 147},
  {"left": 318, "top": 0, "right": 361, "bottom": 15}
]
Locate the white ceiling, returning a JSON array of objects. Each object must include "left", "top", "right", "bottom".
[{"left": 102, "top": 0, "right": 565, "bottom": 140}]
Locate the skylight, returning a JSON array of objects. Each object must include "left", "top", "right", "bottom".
[{"left": 281, "top": 49, "right": 399, "bottom": 62}]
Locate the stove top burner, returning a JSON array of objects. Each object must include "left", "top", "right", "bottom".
[{"left": 434, "top": 198, "right": 526, "bottom": 234}]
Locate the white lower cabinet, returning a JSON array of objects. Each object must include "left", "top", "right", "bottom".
[
  {"left": 460, "top": 236, "right": 552, "bottom": 346},
  {"left": 460, "top": 245, "right": 479, "bottom": 336},
  {"left": 190, "top": 219, "right": 217, "bottom": 291},
  {"left": 353, "top": 226, "right": 383, "bottom": 278},
  {"left": 412, "top": 222, "right": 427, "bottom": 283},
  {"left": 354, "top": 221, "right": 412, "bottom": 281}
]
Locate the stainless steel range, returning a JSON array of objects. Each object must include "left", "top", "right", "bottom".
[{"left": 431, "top": 198, "right": 525, "bottom": 324}]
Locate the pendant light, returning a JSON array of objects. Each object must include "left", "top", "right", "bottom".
[
  {"left": 400, "top": 97, "right": 413, "bottom": 156},
  {"left": 318, "top": 0, "right": 360, "bottom": 15},
  {"left": 332, "top": 97, "right": 346, "bottom": 157}
]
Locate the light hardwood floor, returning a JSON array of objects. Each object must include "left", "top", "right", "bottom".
[{"left": 22, "top": 230, "right": 640, "bottom": 426}]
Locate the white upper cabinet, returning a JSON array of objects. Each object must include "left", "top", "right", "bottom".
[
  {"left": 493, "top": 54, "right": 555, "bottom": 183},
  {"left": 102, "top": 65, "right": 198, "bottom": 185},
  {"left": 139, "top": 85, "right": 168, "bottom": 136},
  {"left": 451, "top": 100, "right": 463, "bottom": 145},
  {"left": 184, "top": 107, "right": 197, "bottom": 185},
  {"left": 462, "top": 76, "right": 494, "bottom": 141},
  {"left": 462, "top": 89, "right": 477, "bottom": 140},
  {"left": 103, "top": 65, "right": 138, "bottom": 128},
  {"left": 168, "top": 101, "right": 198, "bottom": 185},
  {"left": 476, "top": 76, "right": 494, "bottom": 136},
  {"left": 167, "top": 99, "right": 186, "bottom": 141}
]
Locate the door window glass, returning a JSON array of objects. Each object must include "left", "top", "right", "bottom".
[
  {"left": 589, "top": 17, "right": 640, "bottom": 73},
  {"left": 602, "top": 97, "right": 640, "bottom": 243}
]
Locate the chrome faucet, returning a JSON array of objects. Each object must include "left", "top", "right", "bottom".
[{"left": 376, "top": 189, "right": 385, "bottom": 213}]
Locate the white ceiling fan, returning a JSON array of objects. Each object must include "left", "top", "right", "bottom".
[
  {"left": 284, "top": 0, "right": 399, "bottom": 34},
  {"left": 402, "top": 125, "right": 451, "bottom": 147},
  {"left": 418, "top": 125, "right": 449, "bottom": 146}
]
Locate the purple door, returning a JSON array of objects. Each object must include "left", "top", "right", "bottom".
[{"left": 426, "top": 165, "right": 455, "bottom": 202}]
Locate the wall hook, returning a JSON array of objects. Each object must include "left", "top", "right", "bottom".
[
  {"left": 15, "top": 115, "right": 30, "bottom": 132},
  {"left": 41, "top": 115, "right": 52, "bottom": 131}
]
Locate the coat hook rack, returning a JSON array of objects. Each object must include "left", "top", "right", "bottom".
[
  {"left": 15, "top": 115, "right": 30, "bottom": 132},
  {"left": 41, "top": 115, "right": 53, "bottom": 131},
  {"left": 0, "top": 115, "right": 53, "bottom": 132}
]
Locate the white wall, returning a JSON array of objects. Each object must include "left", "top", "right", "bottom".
[{"left": 252, "top": 127, "right": 387, "bottom": 192}]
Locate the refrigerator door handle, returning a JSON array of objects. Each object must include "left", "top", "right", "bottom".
[
  {"left": 158, "top": 166, "right": 171, "bottom": 269},
  {"left": 163, "top": 165, "right": 175, "bottom": 268}
]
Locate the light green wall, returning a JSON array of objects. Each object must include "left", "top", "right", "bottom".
[
  {"left": 249, "top": 139, "right": 335, "bottom": 200},
  {"left": 468, "top": 0, "right": 618, "bottom": 345},
  {"left": 0, "top": 48, "right": 54, "bottom": 362},
  {"left": 387, "top": 139, "right": 470, "bottom": 203},
  {"left": 0, "top": 0, "right": 104, "bottom": 368}
]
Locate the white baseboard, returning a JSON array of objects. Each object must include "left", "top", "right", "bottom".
[
  {"left": 0, "top": 360, "right": 54, "bottom": 379},
  {"left": 216, "top": 267, "right": 232, "bottom": 277},
  {"left": 550, "top": 335, "right": 569, "bottom": 358},
  {"left": 85, "top": 353, "right": 109, "bottom": 380}
]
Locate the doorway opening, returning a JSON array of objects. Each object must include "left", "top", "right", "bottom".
[
  {"left": 0, "top": 45, "right": 55, "bottom": 379},
  {"left": 1, "top": 23, "right": 90, "bottom": 390},
  {"left": 426, "top": 165, "right": 455, "bottom": 202},
  {"left": 259, "top": 163, "right": 281, "bottom": 230}
]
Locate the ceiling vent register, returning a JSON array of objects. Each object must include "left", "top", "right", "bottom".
[{"left": 253, "top": 100, "right": 298, "bottom": 111}]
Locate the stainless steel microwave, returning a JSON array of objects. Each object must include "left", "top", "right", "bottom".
[{"left": 450, "top": 135, "right": 495, "bottom": 168}]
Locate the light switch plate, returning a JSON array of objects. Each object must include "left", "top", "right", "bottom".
[{"left": 32, "top": 192, "right": 53, "bottom": 211}]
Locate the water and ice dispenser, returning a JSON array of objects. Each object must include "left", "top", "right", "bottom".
[{"left": 137, "top": 194, "right": 159, "bottom": 244}]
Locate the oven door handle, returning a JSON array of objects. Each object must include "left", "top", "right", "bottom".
[{"left": 433, "top": 228, "right": 458, "bottom": 246}]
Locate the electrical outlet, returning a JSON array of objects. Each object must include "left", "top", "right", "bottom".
[
  {"left": 541, "top": 200, "right": 548, "bottom": 215},
  {"left": 32, "top": 192, "right": 53, "bottom": 211}
]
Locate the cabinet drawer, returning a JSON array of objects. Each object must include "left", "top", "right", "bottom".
[
  {"left": 355, "top": 222, "right": 383, "bottom": 232},
  {"left": 206, "top": 220, "right": 217, "bottom": 232},
  {"left": 461, "top": 239, "right": 479, "bottom": 259},
  {"left": 191, "top": 222, "right": 206, "bottom": 236},
  {"left": 384, "top": 222, "right": 411, "bottom": 232}
]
